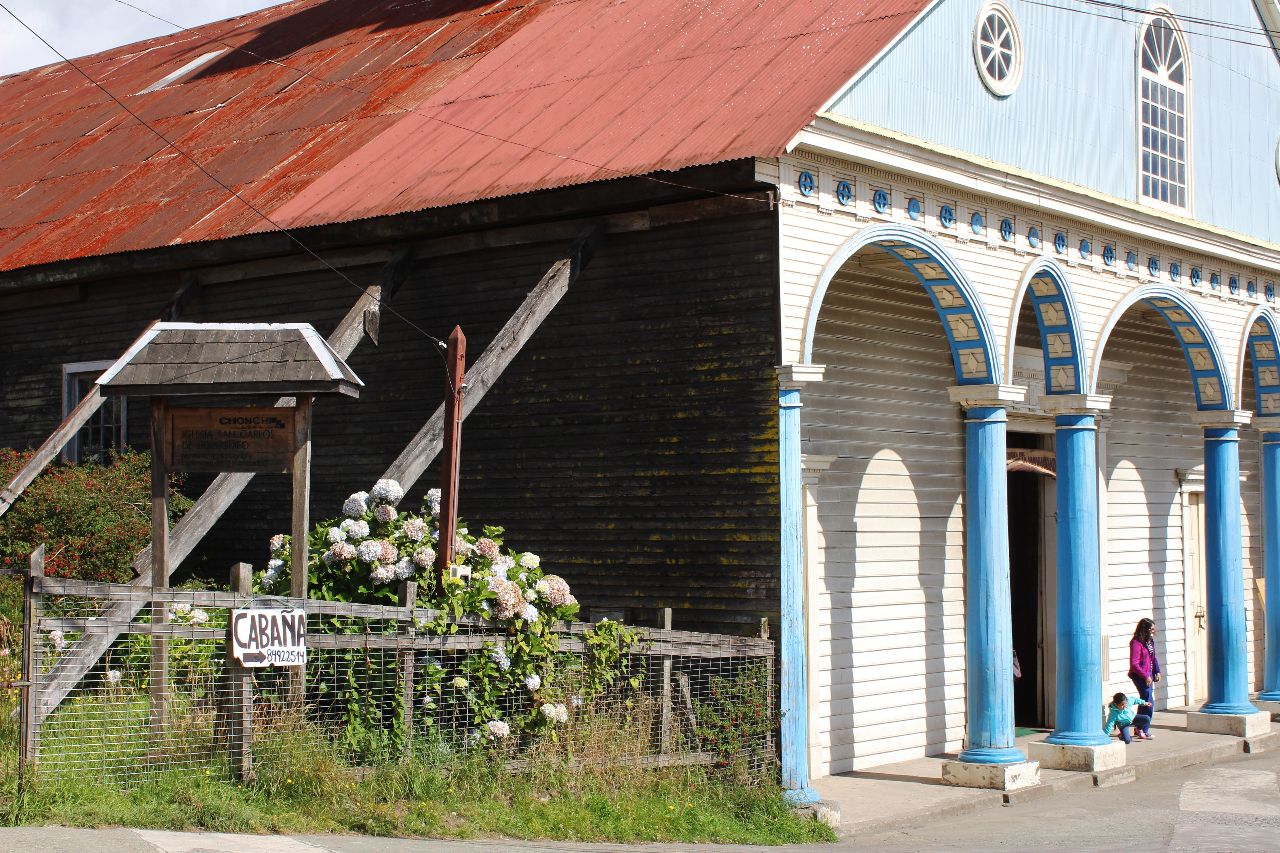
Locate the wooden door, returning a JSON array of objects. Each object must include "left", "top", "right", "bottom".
[{"left": 1185, "top": 491, "right": 1209, "bottom": 704}]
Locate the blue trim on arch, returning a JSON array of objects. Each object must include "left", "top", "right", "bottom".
[
  {"left": 1245, "top": 312, "right": 1280, "bottom": 417},
  {"left": 1015, "top": 259, "right": 1087, "bottom": 395},
  {"left": 802, "top": 224, "right": 1001, "bottom": 385},
  {"left": 1094, "top": 286, "right": 1232, "bottom": 411}
]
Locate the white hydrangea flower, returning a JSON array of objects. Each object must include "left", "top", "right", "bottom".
[
  {"left": 106, "top": 669, "right": 122, "bottom": 686},
  {"left": 520, "top": 603, "right": 539, "bottom": 622},
  {"left": 394, "top": 558, "right": 414, "bottom": 580},
  {"left": 343, "top": 491, "right": 370, "bottom": 518},
  {"left": 519, "top": 553, "right": 540, "bottom": 569},
  {"left": 371, "top": 564, "right": 396, "bottom": 584},
  {"left": 540, "top": 702, "right": 568, "bottom": 724},
  {"left": 326, "top": 526, "right": 346, "bottom": 544},
  {"left": 524, "top": 673, "right": 541, "bottom": 691},
  {"left": 267, "top": 558, "right": 284, "bottom": 572},
  {"left": 172, "top": 602, "right": 192, "bottom": 616},
  {"left": 371, "top": 479, "right": 406, "bottom": 506},
  {"left": 524, "top": 588, "right": 537, "bottom": 602},
  {"left": 340, "top": 518, "right": 370, "bottom": 540},
  {"left": 412, "top": 547, "right": 436, "bottom": 569},
  {"left": 48, "top": 629, "right": 67, "bottom": 651},
  {"left": 403, "top": 518, "right": 427, "bottom": 542},
  {"left": 485, "top": 720, "right": 510, "bottom": 739},
  {"left": 357, "top": 540, "right": 385, "bottom": 564},
  {"left": 569, "top": 694, "right": 583, "bottom": 708},
  {"left": 451, "top": 676, "right": 468, "bottom": 689},
  {"left": 189, "top": 609, "right": 209, "bottom": 625},
  {"left": 269, "top": 534, "right": 287, "bottom": 553},
  {"left": 493, "top": 554, "right": 515, "bottom": 573},
  {"left": 426, "top": 488, "right": 442, "bottom": 516},
  {"left": 374, "top": 504, "right": 397, "bottom": 524}
]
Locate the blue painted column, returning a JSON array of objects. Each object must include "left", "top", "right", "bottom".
[
  {"left": 959, "top": 403, "right": 1025, "bottom": 764},
  {"left": 778, "top": 365, "right": 823, "bottom": 804},
  {"left": 1045, "top": 409, "right": 1110, "bottom": 747},
  {"left": 1260, "top": 432, "right": 1280, "bottom": 703},
  {"left": 1200, "top": 417, "right": 1259, "bottom": 716}
]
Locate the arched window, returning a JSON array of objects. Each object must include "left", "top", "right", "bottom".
[{"left": 1139, "top": 14, "right": 1188, "bottom": 209}]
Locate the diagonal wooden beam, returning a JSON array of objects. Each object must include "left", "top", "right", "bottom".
[
  {"left": 0, "top": 275, "right": 201, "bottom": 520},
  {"left": 37, "top": 276, "right": 392, "bottom": 718},
  {"left": 383, "top": 225, "right": 601, "bottom": 489}
]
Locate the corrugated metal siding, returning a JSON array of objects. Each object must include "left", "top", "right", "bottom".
[
  {"left": 0, "top": 0, "right": 931, "bottom": 274},
  {"left": 804, "top": 257, "right": 967, "bottom": 775},
  {"left": 0, "top": 192, "right": 781, "bottom": 636}
]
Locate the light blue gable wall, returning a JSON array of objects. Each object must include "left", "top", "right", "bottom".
[{"left": 828, "top": 1, "right": 1280, "bottom": 242}]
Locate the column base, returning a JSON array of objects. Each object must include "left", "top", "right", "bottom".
[
  {"left": 941, "top": 759, "right": 1040, "bottom": 791},
  {"left": 1254, "top": 698, "right": 1280, "bottom": 718},
  {"left": 1027, "top": 739, "right": 1126, "bottom": 772},
  {"left": 1186, "top": 710, "right": 1272, "bottom": 738},
  {"left": 782, "top": 784, "right": 821, "bottom": 806}
]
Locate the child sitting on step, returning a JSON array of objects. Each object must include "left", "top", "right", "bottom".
[{"left": 1104, "top": 692, "right": 1152, "bottom": 743}]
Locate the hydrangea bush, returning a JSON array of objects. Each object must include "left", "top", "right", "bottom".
[{"left": 257, "top": 479, "right": 636, "bottom": 748}]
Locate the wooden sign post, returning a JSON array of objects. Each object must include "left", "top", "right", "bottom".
[{"left": 435, "top": 326, "right": 466, "bottom": 592}]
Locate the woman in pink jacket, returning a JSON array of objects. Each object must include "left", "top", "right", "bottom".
[{"left": 1129, "top": 618, "right": 1161, "bottom": 725}]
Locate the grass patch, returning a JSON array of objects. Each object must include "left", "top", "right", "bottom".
[{"left": 3, "top": 756, "right": 834, "bottom": 845}]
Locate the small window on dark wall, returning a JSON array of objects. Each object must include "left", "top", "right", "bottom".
[{"left": 62, "top": 361, "right": 126, "bottom": 464}]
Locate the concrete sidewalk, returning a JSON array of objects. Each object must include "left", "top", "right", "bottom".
[{"left": 812, "top": 707, "right": 1280, "bottom": 837}]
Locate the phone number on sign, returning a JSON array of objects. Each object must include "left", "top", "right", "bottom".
[{"left": 266, "top": 649, "right": 307, "bottom": 665}]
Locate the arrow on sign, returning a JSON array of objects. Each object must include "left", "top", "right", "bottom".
[{"left": 240, "top": 650, "right": 267, "bottom": 664}]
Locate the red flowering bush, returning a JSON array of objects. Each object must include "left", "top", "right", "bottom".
[{"left": 0, "top": 448, "right": 191, "bottom": 583}]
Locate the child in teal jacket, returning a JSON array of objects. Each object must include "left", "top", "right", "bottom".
[{"left": 1104, "top": 693, "right": 1152, "bottom": 743}]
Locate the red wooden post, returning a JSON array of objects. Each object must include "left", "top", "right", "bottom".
[{"left": 435, "top": 326, "right": 466, "bottom": 590}]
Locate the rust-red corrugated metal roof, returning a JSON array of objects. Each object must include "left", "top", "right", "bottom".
[{"left": 0, "top": 0, "right": 930, "bottom": 273}]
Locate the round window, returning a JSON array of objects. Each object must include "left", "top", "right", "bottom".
[{"left": 974, "top": 2, "right": 1023, "bottom": 97}]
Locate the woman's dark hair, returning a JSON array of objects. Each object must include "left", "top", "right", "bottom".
[
  {"left": 1112, "top": 692, "right": 1127, "bottom": 705},
  {"left": 1133, "top": 618, "right": 1155, "bottom": 642}
]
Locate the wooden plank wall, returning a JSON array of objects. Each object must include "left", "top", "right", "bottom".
[{"left": 0, "top": 197, "right": 781, "bottom": 638}]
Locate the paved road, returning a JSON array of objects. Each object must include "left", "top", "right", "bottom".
[{"left": 1, "top": 749, "right": 1277, "bottom": 852}]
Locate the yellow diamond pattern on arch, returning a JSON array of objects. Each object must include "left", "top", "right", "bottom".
[
  {"left": 1165, "top": 309, "right": 1190, "bottom": 323},
  {"left": 932, "top": 284, "right": 963, "bottom": 307},
  {"left": 1198, "top": 377, "right": 1223, "bottom": 406},
  {"left": 1046, "top": 332, "right": 1073, "bottom": 360},
  {"left": 1188, "top": 347, "right": 1215, "bottom": 372},
  {"left": 947, "top": 313, "right": 979, "bottom": 342},
  {"left": 1050, "top": 365, "right": 1076, "bottom": 392},
  {"left": 916, "top": 263, "right": 949, "bottom": 281},
  {"left": 1178, "top": 325, "right": 1204, "bottom": 344},
  {"left": 1149, "top": 298, "right": 1177, "bottom": 309},
  {"left": 1039, "top": 301, "right": 1066, "bottom": 327},
  {"left": 959, "top": 349, "right": 988, "bottom": 380},
  {"left": 1263, "top": 393, "right": 1280, "bottom": 415},
  {"left": 1253, "top": 321, "right": 1270, "bottom": 338},
  {"left": 1259, "top": 366, "right": 1280, "bottom": 387},
  {"left": 1030, "top": 277, "right": 1059, "bottom": 297},
  {"left": 1257, "top": 341, "right": 1277, "bottom": 361}
]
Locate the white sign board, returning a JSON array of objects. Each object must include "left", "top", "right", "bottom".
[{"left": 230, "top": 608, "right": 307, "bottom": 667}]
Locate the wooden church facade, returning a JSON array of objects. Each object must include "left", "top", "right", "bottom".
[{"left": 1, "top": 0, "right": 1280, "bottom": 802}]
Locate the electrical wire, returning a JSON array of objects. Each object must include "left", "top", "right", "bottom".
[{"left": 0, "top": 0, "right": 456, "bottom": 390}]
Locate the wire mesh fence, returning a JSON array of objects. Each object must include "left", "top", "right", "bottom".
[{"left": 16, "top": 564, "right": 777, "bottom": 790}]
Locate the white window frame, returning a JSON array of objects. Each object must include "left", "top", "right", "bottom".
[
  {"left": 973, "top": 1, "right": 1024, "bottom": 97},
  {"left": 1136, "top": 9, "right": 1192, "bottom": 214},
  {"left": 61, "top": 360, "right": 126, "bottom": 464}
]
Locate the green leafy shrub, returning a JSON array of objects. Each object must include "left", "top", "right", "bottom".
[
  {"left": 694, "top": 663, "right": 778, "bottom": 775},
  {"left": 0, "top": 448, "right": 191, "bottom": 584}
]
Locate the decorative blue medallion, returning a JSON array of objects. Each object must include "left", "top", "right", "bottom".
[
  {"left": 971, "top": 212, "right": 984, "bottom": 234},
  {"left": 798, "top": 171, "right": 815, "bottom": 197},
  {"left": 1249, "top": 280, "right": 1258, "bottom": 298},
  {"left": 1268, "top": 283, "right": 1276, "bottom": 302},
  {"left": 940, "top": 204, "right": 955, "bottom": 228},
  {"left": 1211, "top": 273, "right": 1221, "bottom": 290},
  {"left": 835, "top": 180, "right": 853, "bottom": 206},
  {"left": 1191, "top": 267, "right": 1202, "bottom": 287},
  {"left": 1054, "top": 232, "right": 1067, "bottom": 253},
  {"left": 1126, "top": 251, "right": 1138, "bottom": 270},
  {"left": 1230, "top": 276, "right": 1240, "bottom": 295},
  {"left": 1148, "top": 256, "right": 1160, "bottom": 277},
  {"left": 1103, "top": 244, "right": 1116, "bottom": 266},
  {"left": 1000, "top": 218, "right": 1014, "bottom": 241},
  {"left": 873, "top": 188, "right": 890, "bottom": 214},
  {"left": 1079, "top": 239, "right": 1091, "bottom": 259},
  {"left": 1170, "top": 262, "right": 1181, "bottom": 282},
  {"left": 1027, "top": 226, "right": 1041, "bottom": 248},
  {"left": 907, "top": 198, "right": 922, "bottom": 220}
]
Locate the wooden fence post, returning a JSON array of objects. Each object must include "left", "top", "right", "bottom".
[
  {"left": 289, "top": 395, "right": 312, "bottom": 707},
  {"left": 19, "top": 543, "right": 45, "bottom": 773},
  {"left": 660, "top": 607, "right": 673, "bottom": 756},
  {"left": 227, "top": 562, "right": 254, "bottom": 782},
  {"left": 398, "top": 580, "right": 417, "bottom": 757},
  {"left": 150, "top": 397, "right": 169, "bottom": 735},
  {"left": 435, "top": 326, "right": 466, "bottom": 591}
]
